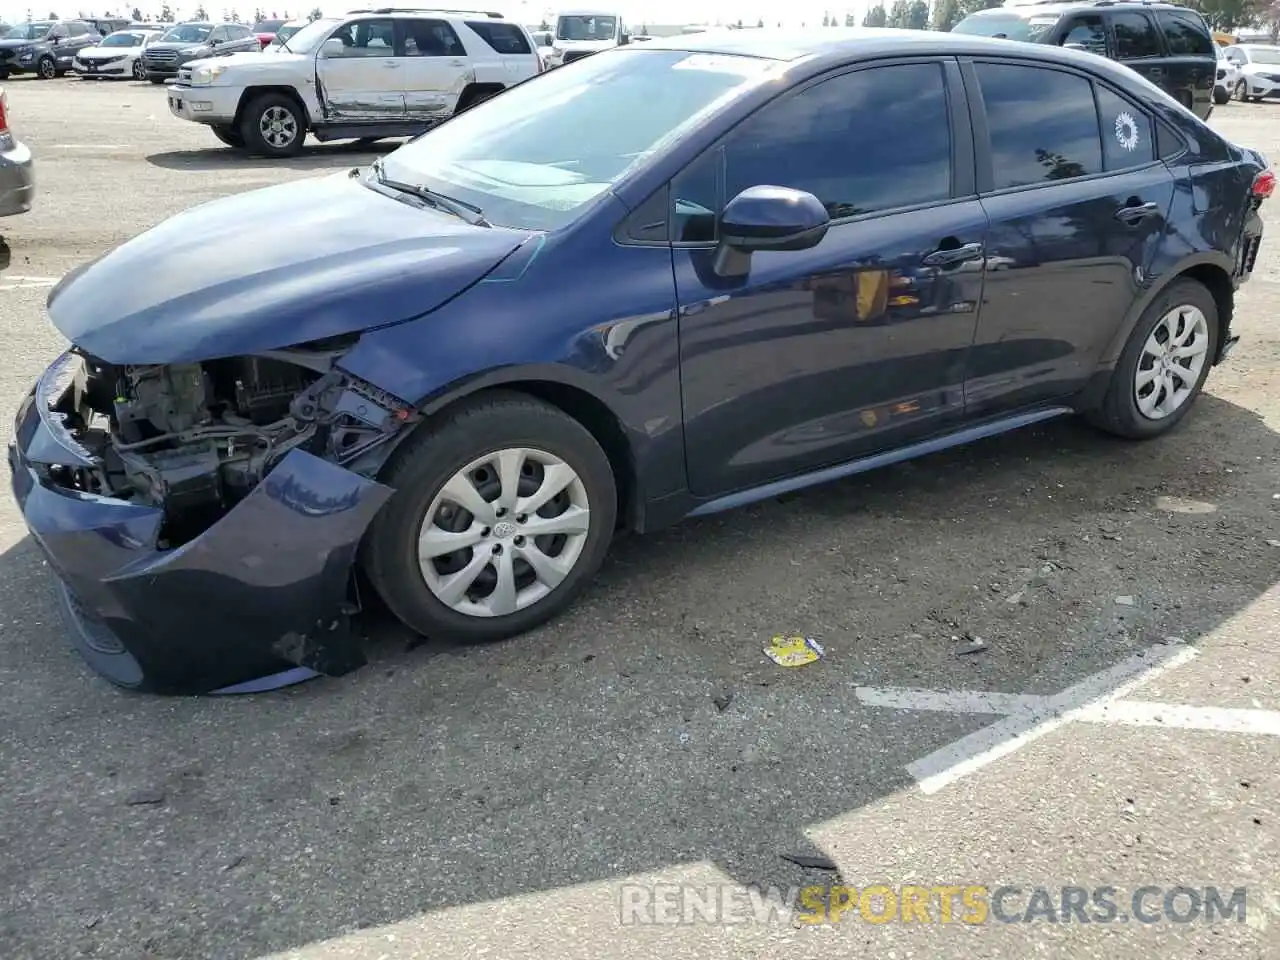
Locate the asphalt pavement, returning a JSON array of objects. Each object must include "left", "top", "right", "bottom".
[{"left": 0, "top": 78, "right": 1277, "bottom": 960}]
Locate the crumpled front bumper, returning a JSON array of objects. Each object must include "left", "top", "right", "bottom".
[{"left": 7, "top": 354, "right": 394, "bottom": 695}]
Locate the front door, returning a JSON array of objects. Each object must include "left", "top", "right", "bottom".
[
  {"left": 315, "top": 17, "right": 405, "bottom": 122},
  {"left": 675, "top": 59, "right": 988, "bottom": 498},
  {"left": 962, "top": 59, "right": 1175, "bottom": 417},
  {"left": 397, "top": 17, "right": 470, "bottom": 122}
]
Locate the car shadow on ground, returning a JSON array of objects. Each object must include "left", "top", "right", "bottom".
[
  {"left": 145, "top": 140, "right": 403, "bottom": 173},
  {"left": 0, "top": 394, "right": 1278, "bottom": 957}
]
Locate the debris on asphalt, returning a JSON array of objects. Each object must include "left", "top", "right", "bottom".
[
  {"left": 780, "top": 852, "right": 839, "bottom": 871},
  {"left": 712, "top": 691, "right": 734, "bottom": 712},
  {"left": 1115, "top": 596, "right": 1136, "bottom": 606},
  {"left": 957, "top": 635, "right": 988, "bottom": 656},
  {"left": 1005, "top": 590, "right": 1026, "bottom": 605},
  {"left": 1266, "top": 539, "right": 1280, "bottom": 548},
  {"left": 763, "top": 635, "right": 825, "bottom": 667},
  {"left": 221, "top": 855, "right": 246, "bottom": 872},
  {"left": 125, "top": 788, "right": 166, "bottom": 806},
  {"left": 84, "top": 916, "right": 101, "bottom": 930},
  {"left": 1122, "top": 798, "right": 1137, "bottom": 822}
]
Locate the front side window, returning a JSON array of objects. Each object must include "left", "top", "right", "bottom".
[
  {"left": 1156, "top": 11, "right": 1213, "bottom": 56},
  {"left": 325, "top": 19, "right": 395, "bottom": 56},
  {"left": 721, "top": 62, "right": 953, "bottom": 223},
  {"left": 379, "top": 49, "right": 779, "bottom": 230},
  {"left": 163, "top": 24, "right": 212, "bottom": 42},
  {"left": 400, "top": 19, "right": 465, "bottom": 57},
  {"left": 101, "top": 31, "right": 145, "bottom": 46},
  {"left": 208, "top": 27, "right": 227, "bottom": 42},
  {"left": 1111, "top": 12, "right": 1163, "bottom": 60},
  {"left": 975, "top": 62, "right": 1102, "bottom": 190},
  {"left": 1060, "top": 15, "right": 1106, "bottom": 55}
]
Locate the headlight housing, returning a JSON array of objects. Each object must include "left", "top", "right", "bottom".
[{"left": 189, "top": 63, "right": 226, "bottom": 85}]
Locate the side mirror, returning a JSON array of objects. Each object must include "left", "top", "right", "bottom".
[
  {"left": 713, "top": 185, "right": 829, "bottom": 277},
  {"left": 321, "top": 37, "right": 345, "bottom": 56},
  {"left": 50, "top": 35, "right": 61, "bottom": 44},
  {"left": 618, "top": 32, "right": 630, "bottom": 44}
]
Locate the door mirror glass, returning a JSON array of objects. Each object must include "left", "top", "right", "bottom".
[
  {"left": 719, "top": 185, "right": 829, "bottom": 251},
  {"left": 321, "top": 37, "right": 345, "bottom": 56}
]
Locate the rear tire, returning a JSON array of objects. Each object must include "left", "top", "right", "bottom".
[
  {"left": 363, "top": 391, "right": 617, "bottom": 645},
  {"left": 239, "top": 92, "right": 305, "bottom": 158},
  {"left": 1085, "top": 279, "right": 1218, "bottom": 440}
]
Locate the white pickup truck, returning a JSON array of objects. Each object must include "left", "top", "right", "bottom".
[{"left": 165, "top": 6, "right": 542, "bottom": 157}]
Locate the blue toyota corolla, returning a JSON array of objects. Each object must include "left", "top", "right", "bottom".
[{"left": 9, "top": 29, "right": 1270, "bottom": 694}]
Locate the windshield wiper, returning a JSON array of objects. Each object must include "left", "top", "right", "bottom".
[{"left": 370, "top": 157, "right": 490, "bottom": 227}]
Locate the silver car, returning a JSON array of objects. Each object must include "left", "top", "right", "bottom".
[{"left": 0, "top": 86, "right": 34, "bottom": 217}]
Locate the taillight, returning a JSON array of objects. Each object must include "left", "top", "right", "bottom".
[
  {"left": 0, "top": 91, "right": 9, "bottom": 136},
  {"left": 1252, "top": 168, "right": 1276, "bottom": 200}
]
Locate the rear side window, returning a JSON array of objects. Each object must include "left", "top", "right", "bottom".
[
  {"left": 401, "top": 19, "right": 465, "bottom": 56},
  {"left": 975, "top": 62, "right": 1102, "bottom": 189},
  {"left": 1110, "top": 12, "right": 1163, "bottom": 60},
  {"left": 229, "top": 25, "right": 254, "bottom": 39},
  {"left": 69, "top": 21, "right": 88, "bottom": 35},
  {"left": 465, "top": 20, "right": 532, "bottom": 54},
  {"left": 1155, "top": 11, "right": 1214, "bottom": 56},
  {"left": 1095, "top": 85, "right": 1155, "bottom": 170},
  {"left": 721, "top": 62, "right": 953, "bottom": 220}
]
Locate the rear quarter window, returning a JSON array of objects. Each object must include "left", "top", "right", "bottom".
[
  {"left": 1155, "top": 11, "right": 1214, "bottom": 56},
  {"left": 465, "top": 21, "right": 532, "bottom": 54}
]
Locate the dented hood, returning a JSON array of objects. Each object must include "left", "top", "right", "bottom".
[{"left": 48, "top": 173, "right": 531, "bottom": 364}]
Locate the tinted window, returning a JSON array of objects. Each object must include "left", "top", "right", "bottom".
[
  {"left": 229, "top": 25, "right": 254, "bottom": 39},
  {"left": 1157, "top": 118, "right": 1186, "bottom": 160},
  {"left": 1096, "top": 85, "right": 1155, "bottom": 170},
  {"left": 1156, "top": 11, "right": 1213, "bottom": 56},
  {"left": 208, "top": 26, "right": 227, "bottom": 41},
  {"left": 721, "top": 63, "right": 952, "bottom": 223},
  {"left": 1111, "top": 12, "right": 1162, "bottom": 59},
  {"left": 975, "top": 62, "right": 1102, "bottom": 189},
  {"left": 465, "top": 20, "right": 531, "bottom": 54},
  {"left": 69, "top": 21, "right": 88, "bottom": 35},
  {"left": 952, "top": 11, "right": 1060, "bottom": 42},
  {"left": 401, "top": 18, "right": 465, "bottom": 56},
  {"left": 1060, "top": 14, "right": 1106, "bottom": 54}
]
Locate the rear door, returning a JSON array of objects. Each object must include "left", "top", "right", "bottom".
[
  {"left": 464, "top": 19, "right": 540, "bottom": 82},
  {"left": 315, "top": 18, "right": 405, "bottom": 121},
  {"left": 1107, "top": 11, "right": 1174, "bottom": 99},
  {"left": 396, "top": 17, "right": 470, "bottom": 121},
  {"left": 675, "top": 58, "right": 989, "bottom": 497},
  {"left": 962, "top": 57, "right": 1175, "bottom": 416},
  {"left": 1152, "top": 8, "right": 1216, "bottom": 118}
]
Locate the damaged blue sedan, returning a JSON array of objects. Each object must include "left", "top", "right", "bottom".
[{"left": 9, "top": 29, "right": 1269, "bottom": 693}]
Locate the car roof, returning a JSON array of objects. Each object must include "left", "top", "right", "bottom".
[
  {"left": 970, "top": 0, "right": 1190, "bottom": 13},
  {"left": 635, "top": 25, "right": 1143, "bottom": 66}
]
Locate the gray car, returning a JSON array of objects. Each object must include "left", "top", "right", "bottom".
[
  {"left": 0, "top": 86, "right": 34, "bottom": 218},
  {"left": 139, "top": 20, "right": 260, "bottom": 83}
]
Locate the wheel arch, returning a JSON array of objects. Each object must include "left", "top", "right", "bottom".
[
  {"left": 1100, "top": 254, "right": 1235, "bottom": 367},
  {"left": 454, "top": 81, "right": 506, "bottom": 113},
  {"left": 234, "top": 85, "right": 312, "bottom": 130},
  {"left": 364, "top": 367, "right": 641, "bottom": 531}
]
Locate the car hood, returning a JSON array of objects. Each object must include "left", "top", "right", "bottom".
[
  {"left": 47, "top": 173, "right": 532, "bottom": 365},
  {"left": 79, "top": 46, "right": 136, "bottom": 57},
  {"left": 195, "top": 49, "right": 300, "bottom": 72}
]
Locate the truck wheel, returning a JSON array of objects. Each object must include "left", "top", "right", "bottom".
[
  {"left": 36, "top": 55, "right": 56, "bottom": 80},
  {"left": 212, "top": 125, "right": 245, "bottom": 148},
  {"left": 240, "top": 92, "right": 305, "bottom": 158},
  {"left": 1213, "top": 85, "right": 1230, "bottom": 105}
]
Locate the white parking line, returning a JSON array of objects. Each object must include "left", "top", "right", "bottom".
[
  {"left": 854, "top": 642, "right": 1232, "bottom": 794},
  {"left": 0, "top": 276, "right": 60, "bottom": 291}
]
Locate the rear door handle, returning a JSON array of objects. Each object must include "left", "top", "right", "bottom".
[
  {"left": 1115, "top": 201, "right": 1161, "bottom": 224},
  {"left": 383, "top": 61, "right": 402, "bottom": 68},
  {"left": 921, "top": 241, "right": 984, "bottom": 267}
]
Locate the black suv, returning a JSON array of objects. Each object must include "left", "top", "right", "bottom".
[
  {"left": 0, "top": 18, "right": 102, "bottom": 79},
  {"left": 952, "top": 1, "right": 1217, "bottom": 120}
]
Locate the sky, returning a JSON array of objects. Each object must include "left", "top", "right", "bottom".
[{"left": 0, "top": 0, "right": 879, "bottom": 29}]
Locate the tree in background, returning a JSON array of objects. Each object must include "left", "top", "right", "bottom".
[
  {"left": 757, "top": 17, "right": 764, "bottom": 26},
  {"left": 906, "top": 0, "right": 930, "bottom": 27},
  {"left": 230, "top": 9, "right": 242, "bottom": 21},
  {"left": 1190, "top": 0, "right": 1254, "bottom": 30},
  {"left": 862, "top": 3, "right": 887, "bottom": 26},
  {"left": 131, "top": 5, "right": 142, "bottom": 17},
  {"left": 308, "top": 6, "right": 322, "bottom": 19},
  {"left": 193, "top": 3, "right": 207, "bottom": 16},
  {"left": 886, "top": 0, "right": 911, "bottom": 25},
  {"left": 822, "top": 12, "right": 830, "bottom": 24},
  {"left": 932, "top": 0, "right": 959, "bottom": 30},
  {"left": 159, "top": 2, "right": 174, "bottom": 19},
  {"left": 252, "top": 6, "right": 264, "bottom": 21}
]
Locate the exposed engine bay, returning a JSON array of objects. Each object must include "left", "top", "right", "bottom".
[{"left": 47, "top": 345, "right": 414, "bottom": 547}]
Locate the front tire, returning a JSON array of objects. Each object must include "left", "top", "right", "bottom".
[
  {"left": 240, "top": 92, "right": 305, "bottom": 157},
  {"left": 1086, "top": 279, "right": 1218, "bottom": 440},
  {"left": 1234, "top": 79, "right": 1248, "bottom": 101},
  {"left": 211, "top": 124, "right": 245, "bottom": 148},
  {"left": 36, "top": 55, "right": 55, "bottom": 80},
  {"left": 132, "top": 58, "right": 145, "bottom": 80},
  {"left": 363, "top": 391, "right": 617, "bottom": 645}
]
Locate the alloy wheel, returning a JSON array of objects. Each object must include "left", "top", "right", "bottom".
[
  {"left": 38, "top": 57, "right": 55, "bottom": 79},
  {"left": 258, "top": 105, "right": 298, "bottom": 150},
  {"left": 417, "top": 447, "right": 591, "bottom": 618},
  {"left": 132, "top": 58, "right": 145, "bottom": 80},
  {"left": 1134, "top": 305, "right": 1209, "bottom": 420}
]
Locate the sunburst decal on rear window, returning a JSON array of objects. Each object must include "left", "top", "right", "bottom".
[{"left": 1115, "top": 111, "right": 1140, "bottom": 152}]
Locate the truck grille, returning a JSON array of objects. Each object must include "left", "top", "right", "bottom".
[{"left": 145, "top": 49, "right": 179, "bottom": 63}]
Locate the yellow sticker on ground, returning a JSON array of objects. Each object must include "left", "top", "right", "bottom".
[{"left": 763, "top": 635, "right": 826, "bottom": 667}]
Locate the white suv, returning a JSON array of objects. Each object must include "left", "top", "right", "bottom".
[{"left": 165, "top": 6, "right": 543, "bottom": 157}]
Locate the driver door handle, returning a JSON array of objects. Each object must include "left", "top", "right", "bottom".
[
  {"left": 921, "top": 241, "right": 984, "bottom": 267},
  {"left": 382, "top": 60, "right": 402, "bottom": 68}
]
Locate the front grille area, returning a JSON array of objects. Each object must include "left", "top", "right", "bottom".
[
  {"left": 562, "top": 49, "right": 592, "bottom": 63},
  {"left": 145, "top": 49, "right": 179, "bottom": 63},
  {"left": 81, "top": 54, "right": 125, "bottom": 65}
]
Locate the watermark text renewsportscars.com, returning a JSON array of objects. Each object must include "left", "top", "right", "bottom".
[{"left": 618, "top": 883, "right": 1248, "bottom": 925}]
